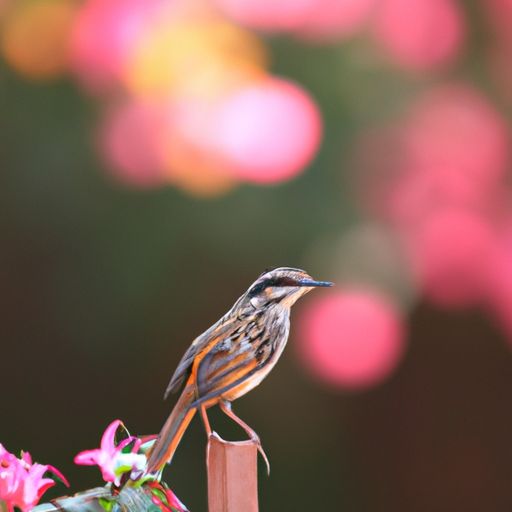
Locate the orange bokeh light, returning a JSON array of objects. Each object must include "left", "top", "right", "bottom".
[
  {"left": 156, "top": 96, "right": 237, "bottom": 197},
  {"left": 125, "top": 17, "right": 268, "bottom": 99},
  {"left": 1, "top": 0, "right": 78, "bottom": 80}
]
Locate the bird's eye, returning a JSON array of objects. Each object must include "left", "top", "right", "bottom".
[
  {"left": 248, "top": 275, "right": 299, "bottom": 297},
  {"left": 248, "top": 281, "right": 267, "bottom": 296},
  {"left": 248, "top": 276, "right": 281, "bottom": 296},
  {"left": 273, "top": 276, "right": 298, "bottom": 287}
]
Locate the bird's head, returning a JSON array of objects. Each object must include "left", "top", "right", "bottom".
[{"left": 244, "top": 267, "right": 332, "bottom": 309}]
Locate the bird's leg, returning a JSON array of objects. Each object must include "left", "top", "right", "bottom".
[
  {"left": 199, "top": 404, "right": 212, "bottom": 437},
  {"left": 219, "top": 400, "right": 270, "bottom": 475}
]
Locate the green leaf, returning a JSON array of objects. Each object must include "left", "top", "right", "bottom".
[
  {"left": 114, "top": 465, "right": 132, "bottom": 476},
  {"left": 150, "top": 488, "right": 167, "bottom": 503},
  {"left": 98, "top": 497, "right": 115, "bottom": 512}
]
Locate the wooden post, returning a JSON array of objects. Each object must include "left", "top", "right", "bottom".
[{"left": 207, "top": 433, "right": 259, "bottom": 512}]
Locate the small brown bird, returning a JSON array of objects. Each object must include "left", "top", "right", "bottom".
[{"left": 146, "top": 267, "right": 332, "bottom": 474}]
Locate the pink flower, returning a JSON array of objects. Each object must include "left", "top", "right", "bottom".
[
  {"left": 0, "top": 444, "right": 69, "bottom": 512},
  {"left": 74, "top": 420, "right": 147, "bottom": 486}
]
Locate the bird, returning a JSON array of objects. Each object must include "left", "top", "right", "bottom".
[{"left": 145, "top": 267, "right": 332, "bottom": 475}]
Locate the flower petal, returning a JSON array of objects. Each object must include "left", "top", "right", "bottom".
[
  {"left": 100, "top": 421, "right": 122, "bottom": 454},
  {"left": 116, "top": 437, "right": 137, "bottom": 453},
  {"left": 46, "top": 465, "right": 70, "bottom": 488},
  {"left": 114, "top": 453, "right": 146, "bottom": 473},
  {"left": 20, "top": 452, "right": 32, "bottom": 466},
  {"left": 166, "top": 489, "right": 188, "bottom": 512},
  {"left": 35, "top": 479, "right": 56, "bottom": 501},
  {"left": 99, "top": 466, "right": 118, "bottom": 485},
  {"left": 0, "top": 446, "right": 66, "bottom": 512},
  {"left": 74, "top": 449, "right": 100, "bottom": 466},
  {"left": 23, "top": 475, "right": 54, "bottom": 506}
]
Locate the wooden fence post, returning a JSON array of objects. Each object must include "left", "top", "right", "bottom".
[{"left": 207, "top": 433, "right": 259, "bottom": 512}]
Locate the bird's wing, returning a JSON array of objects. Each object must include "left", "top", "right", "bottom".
[
  {"left": 163, "top": 312, "right": 242, "bottom": 399},
  {"left": 192, "top": 319, "right": 273, "bottom": 405}
]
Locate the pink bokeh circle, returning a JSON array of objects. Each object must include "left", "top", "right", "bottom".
[
  {"left": 214, "top": 0, "right": 316, "bottom": 31},
  {"left": 298, "top": 290, "right": 406, "bottom": 389},
  {"left": 353, "top": 84, "right": 508, "bottom": 231},
  {"left": 385, "top": 164, "right": 501, "bottom": 232},
  {"left": 294, "top": 0, "right": 375, "bottom": 42},
  {"left": 98, "top": 99, "right": 167, "bottom": 187},
  {"left": 406, "top": 208, "right": 497, "bottom": 308},
  {"left": 372, "top": 0, "right": 465, "bottom": 71},
  {"left": 213, "top": 77, "right": 322, "bottom": 184},
  {"left": 69, "top": 0, "right": 162, "bottom": 91},
  {"left": 403, "top": 84, "right": 509, "bottom": 183}
]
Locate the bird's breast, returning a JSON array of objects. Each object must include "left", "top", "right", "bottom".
[{"left": 222, "top": 309, "right": 290, "bottom": 401}]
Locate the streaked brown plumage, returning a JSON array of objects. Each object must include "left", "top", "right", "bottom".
[{"left": 146, "top": 267, "right": 332, "bottom": 474}]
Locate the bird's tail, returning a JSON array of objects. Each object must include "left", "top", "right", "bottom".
[{"left": 146, "top": 385, "right": 196, "bottom": 474}]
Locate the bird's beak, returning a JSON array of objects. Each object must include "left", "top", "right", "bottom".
[{"left": 298, "top": 279, "right": 333, "bottom": 288}]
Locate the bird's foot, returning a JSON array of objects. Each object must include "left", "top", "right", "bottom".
[
  {"left": 249, "top": 432, "right": 270, "bottom": 476},
  {"left": 218, "top": 400, "right": 270, "bottom": 474}
]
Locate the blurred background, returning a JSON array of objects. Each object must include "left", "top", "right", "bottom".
[{"left": 2, "top": 0, "right": 512, "bottom": 510}]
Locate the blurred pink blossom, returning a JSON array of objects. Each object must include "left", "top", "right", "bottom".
[
  {"left": 406, "top": 208, "right": 497, "bottom": 308},
  {"left": 402, "top": 85, "right": 509, "bottom": 183},
  {"left": 213, "top": 77, "right": 322, "bottom": 183},
  {"left": 372, "top": 0, "right": 465, "bottom": 71},
  {"left": 294, "top": 0, "right": 375, "bottom": 43},
  {"left": 98, "top": 99, "right": 168, "bottom": 188},
  {"left": 74, "top": 420, "right": 146, "bottom": 486},
  {"left": 215, "top": 0, "right": 375, "bottom": 39},
  {"left": 214, "top": 0, "right": 316, "bottom": 31},
  {"left": 0, "top": 444, "right": 68, "bottom": 512},
  {"left": 298, "top": 290, "right": 406, "bottom": 389},
  {"left": 354, "top": 84, "right": 508, "bottom": 231},
  {"left": 385, "top": 165, "right": 503, "bottom": 233},
  {"left": 69, "top": 0, "right": 164, "bottom": 91}
]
